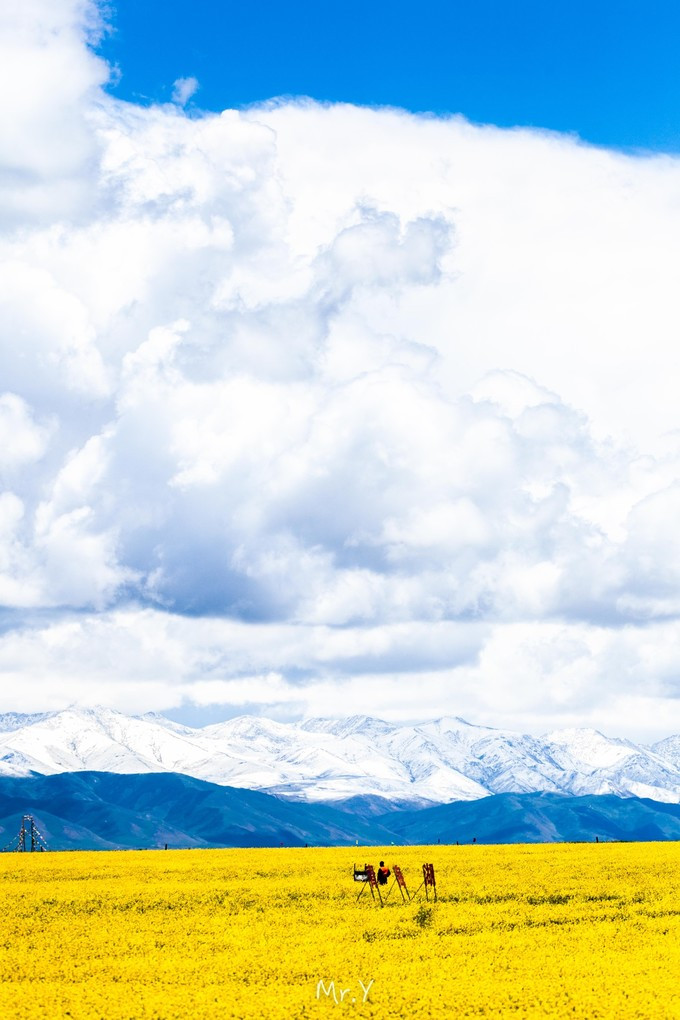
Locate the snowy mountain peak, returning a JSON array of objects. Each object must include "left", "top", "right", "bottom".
[
  {"left": 426, "top": 716, "right": 500, "bottom": 735},
  {"left": 435, "top": 715, "right": 478, "bottom": 727},
  {"left": 542, "top": 727, "right": 641, "bottom": 774},
  {"left": 0, "top": 711, "right": 52, "bottom": 733},
  {"left": 1, "top": 709, "right": 680, "bottom": 807},
  {"left": 544, "top": 726, "right": 608, "bottom": 743},
  {"left": 137, "top": 713, "right": 197, "bottom": 736},
  {"left": 300, "top": 715, "right": 393, "bottom": 737}
]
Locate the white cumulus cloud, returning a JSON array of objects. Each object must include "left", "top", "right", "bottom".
[
  {"left": 171, "top": 76, "right": 199, "bottom": 106},
  {"left": 2, "top": 0, "right": 680, "bottom": 739}
]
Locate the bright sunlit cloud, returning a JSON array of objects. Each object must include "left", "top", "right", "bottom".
[{"left": 2, "top": 0, "right": 680, "bottom": 739}]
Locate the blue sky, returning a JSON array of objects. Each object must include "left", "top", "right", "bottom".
[{"left": 99, "top": 0, "right": 680, "bottom": 152}]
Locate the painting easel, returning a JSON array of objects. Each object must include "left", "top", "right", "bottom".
[
  {"left": 383, "top": 864, "right": 410, "bottom": 903},
  {"left": 355, "top": 863, "right": 383, "bottom": 906},
  {"left": 412, "top": 863, "right": 437, "bottom": 902}
]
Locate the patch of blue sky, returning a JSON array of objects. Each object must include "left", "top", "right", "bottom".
[{"left": 98, "top": 0, "right": 680, "bottom": 153}]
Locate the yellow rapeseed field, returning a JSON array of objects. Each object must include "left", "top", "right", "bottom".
[{"left": 1, "top": 841, "right": 679, "bottom": 1018}]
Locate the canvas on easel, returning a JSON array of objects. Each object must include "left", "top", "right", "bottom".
[
  {"left": 383, "top": 864, "right": 410, "bottom": 903},
  {"left": 412, "top": 863, "right": 437, "bottom": 902},
  {"left": 355, "top": 863, "right": 383, "bottom": 906}
]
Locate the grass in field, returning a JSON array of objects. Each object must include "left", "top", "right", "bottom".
[{"left": 1, "top": 841, "right": 679, "bottom": 1018}]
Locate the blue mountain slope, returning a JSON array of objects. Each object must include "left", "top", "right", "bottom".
[
  {"left": 3, "top": 774, "right": 680, "bottom": 850},
  {"left": 382, "top": 791, "right": 680, "bottom": 844},
  {"left": 0, "top": 772, "right": 401, "bottom": 850}
]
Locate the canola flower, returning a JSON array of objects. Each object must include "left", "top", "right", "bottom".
[{"left": 1, "top": 841, "right": 679, "bottom": 1018}]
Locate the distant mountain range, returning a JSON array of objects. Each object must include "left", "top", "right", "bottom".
[
  {"left": 0, "top": 772, "right": 399, "bottom": 850},
  {"left": 3, "top": 772, "right": 680, "bottom": 850},
  {"left": 1, "top": 706, "right": 680, "bottom": 807}
]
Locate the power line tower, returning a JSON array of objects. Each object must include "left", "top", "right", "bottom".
[
  {"left": 2, "top": 815, "right": 48, "bottom": 852},
  {"left": 20, "top": 815, "right": 47, "bottom": 851}
]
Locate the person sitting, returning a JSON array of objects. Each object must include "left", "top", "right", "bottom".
[{"left": 377, "top": 861, "right": 391, "bottom": 885}]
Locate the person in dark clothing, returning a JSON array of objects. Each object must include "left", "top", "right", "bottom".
[{"left": 377, "top": 861, "right": 391, "bottom": 885}]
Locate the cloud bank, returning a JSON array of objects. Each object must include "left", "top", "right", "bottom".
[{"left": 2, "top": 0, "right": 680, "bottom": 739}]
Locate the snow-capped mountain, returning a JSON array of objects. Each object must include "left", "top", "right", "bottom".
[{"left": 2, "top": 706, "right": 680, "bottom": 806}]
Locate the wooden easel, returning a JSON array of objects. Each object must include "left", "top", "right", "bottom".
[
  {"left": 384, "top": 864, "right": 410, "bottom": 903},
  {"left": 412, "top": 863, "right": 437, "bottom": 902},
  {"left": 355, "top": 863, "right": 383, "bottom": 906}
]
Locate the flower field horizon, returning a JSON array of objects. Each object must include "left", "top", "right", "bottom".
[{"left": 1, "top": 841, "right": 679, "bottom": 1018}]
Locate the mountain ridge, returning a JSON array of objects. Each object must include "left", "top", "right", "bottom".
[
  {"left": 3, "top": 772, "right": 680, "bottom": 849},
  {"left": 2, "top": 706, "right": 680, "bottom": 806}
]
